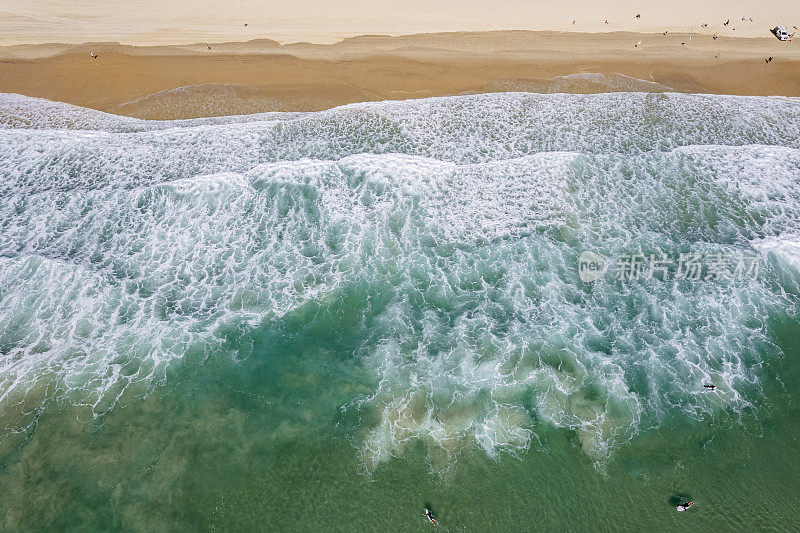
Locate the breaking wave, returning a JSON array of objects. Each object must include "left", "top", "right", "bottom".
[{"left": 1, "top": 91, "right": 799, "bottom": 468}]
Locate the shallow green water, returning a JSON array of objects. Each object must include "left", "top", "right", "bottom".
[{"left": 0, "top": 311, "right": 798, "bottom": 530}]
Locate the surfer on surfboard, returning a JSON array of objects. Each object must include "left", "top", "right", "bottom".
[
  {"left": 677, "top": 501, "right": 694, "bottom": 512},
  {"left": 423, "top": 508, "right": 438, "bottom": 526}
]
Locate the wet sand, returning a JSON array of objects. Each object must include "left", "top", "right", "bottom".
[{"left": 1, "top": 31, "right": 799, "bottom": 119}]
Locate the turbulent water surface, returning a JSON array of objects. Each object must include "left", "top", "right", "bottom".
[{"left": 0, "top": 91, "right": 799, "bottom": 530}]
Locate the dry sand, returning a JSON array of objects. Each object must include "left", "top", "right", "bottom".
[
  {"left": 1, "top": 31, "right": 799, "bottom": 119},
  {"left": 2, "top": 0, "right": 799, "bottom": 45}
]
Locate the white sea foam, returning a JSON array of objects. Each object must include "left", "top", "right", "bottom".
[
  {"left": 753, "top": 234, "right": 800, "bottom": 297},
  {"left": 0, "top": 92, "right": 302, "bottom": 132},
  {"left": 755, "top": 234, "right": 800, "bottom": 270},
  {"left": 1, "top": 91, "right": 799, "bottom": 469}
]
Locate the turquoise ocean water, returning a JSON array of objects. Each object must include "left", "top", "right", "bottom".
[{"left": 1, "top": 90, "right": 799, "bottom": 530}]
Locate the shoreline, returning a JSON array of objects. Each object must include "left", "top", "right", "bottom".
[{"left": 1, "top": 31, "right": 799, "bottom": 119}]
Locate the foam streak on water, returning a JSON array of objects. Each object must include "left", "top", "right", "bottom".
[{"left": 1, "top": 91, "right": 799, "bottom": 467}]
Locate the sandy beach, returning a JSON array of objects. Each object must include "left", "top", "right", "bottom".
[
  {"left": 2, "top": 0, "right": 799, "bottom": 45},
  {"left": 1, "top": 31, "right": 799, "bottom": 119}
]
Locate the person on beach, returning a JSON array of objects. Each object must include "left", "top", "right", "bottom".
[
  {"left": 677, "top": 501, "right": 694, "bottom": 511},
  {"left": 424, "top": 509, "right": 438, "bottom": 526}
]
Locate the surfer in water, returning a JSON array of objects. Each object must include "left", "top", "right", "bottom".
[
  {"left": 677, "top": 501, "right": 694, "bottom": 512},
  {"left": 703, "top": 384, "right": 716, "bottom": 390},
  {"left": 424, "top": 509, "right": 438, "bottom": 526}
]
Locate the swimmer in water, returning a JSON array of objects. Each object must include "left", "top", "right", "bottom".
[
  {"left": 677, "top": 501, "right": 694, "bottom": 511},
  {"left": 424, "top": 509, "right": 438, "bottom": 526}
]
